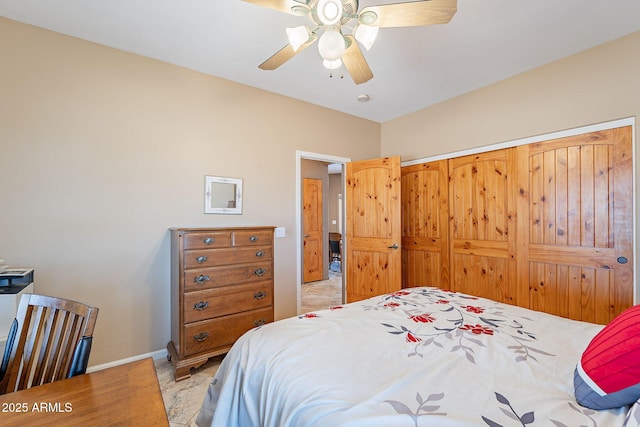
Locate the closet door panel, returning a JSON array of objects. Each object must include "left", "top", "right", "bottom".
[
  {"left": 448, "top": 149, "right": 517, "bottom": 304},
  {"left": 515, "top": 126, "right": 633, "bottom": 323},
  {"left": 401, "top": 161, "right": 449, "bottom": 288}
]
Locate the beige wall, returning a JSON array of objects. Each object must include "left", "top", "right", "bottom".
[
  {"left": 382, "top": 32, "right": 639, "bottom": 161},
  {"left": 0, "top": 17, "right": 381, "bottom": 365}
]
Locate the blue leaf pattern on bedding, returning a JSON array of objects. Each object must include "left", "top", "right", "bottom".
[
  {"left": 482, "top": 392, "right": 535, "bottom": 426},
  {"left": 385, "top": 392, "right": 446, "bottom": 426}
]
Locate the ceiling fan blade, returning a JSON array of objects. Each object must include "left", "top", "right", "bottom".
[
  {"left": 242, "top": 0, "right": 309, "bottom": 16},
  {"left": 342, "top": 36, "right": 373, "bottom": 85},
  {"left": 359, "top": 0, "right": 457, "bottom": 28},
  {"left": 259, "top": 35, "right": 317, "bottom": 70}
]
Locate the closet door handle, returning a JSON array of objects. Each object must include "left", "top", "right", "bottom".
[{"left": 388, "top": 243, "right": 399, "bottom": 249}]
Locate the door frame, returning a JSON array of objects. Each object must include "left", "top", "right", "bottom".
[
  {"left": 296, "top": 151, "right": 351, "bottom": 314},
  {"left": 402, "top": 117, "right": 637, "bottom": 304}
]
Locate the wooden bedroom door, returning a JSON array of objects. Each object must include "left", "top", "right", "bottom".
[
  {"left": 515, "top": 126, "right": 633, "bottom": 324},
  {"left": 401, "top": 160, "right": 450, "bottom": 288},
  {"left": 448, "top": 149, "right": 518, "bottom": 305},
  {"left": 345, "top": 156, "right": 402, "bottom": 302},
  {"left": 303, "top": 178, "right": 323, "bottom": 283}
]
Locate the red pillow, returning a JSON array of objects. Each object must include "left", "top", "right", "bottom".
[{"left": 574, "top": 304, "right": 640, "bottom": 409}]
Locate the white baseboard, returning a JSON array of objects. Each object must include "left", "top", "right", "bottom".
[{"left": 86, "top": 348, "right": 168, "bottom": 373}]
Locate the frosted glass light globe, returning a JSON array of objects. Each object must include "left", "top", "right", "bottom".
[
  {"left": 318, "top": 29, "right": 345, "bottom": 61},
  {"left": 317, "top": 0, "right": 343, "bottom": 26}
]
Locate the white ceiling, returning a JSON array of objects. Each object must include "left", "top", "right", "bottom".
[{"left": 1, "top": 0, "right": 639, "bottom": 123}]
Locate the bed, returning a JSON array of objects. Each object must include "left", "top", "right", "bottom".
[{"left": 196, "top": 287, "right": 640, "bottom": 426}]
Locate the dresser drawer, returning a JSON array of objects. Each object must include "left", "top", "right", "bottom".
[
  {"left": 183, "top": 281, "right": 273, "bottom": 323},
  {"left": 182, "top": 231, "right": 231, "bottom": 250},
  {"left": 183, "top": 261, "right": 273, "bottom": 292},
  {"left": 233, "top": 230, "right": 273, "bottom": 247},
  {"left": 183, "top": 307, "right": 273, "bottom": 356},
  {"left": 183, "top": 246, "right": 272, "bottom": 269}
]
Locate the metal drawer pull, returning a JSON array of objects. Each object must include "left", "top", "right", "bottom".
[
  {"left": 194, "top": 301, "right": 209, "bottom": 311},
  {"left": 253, "top": 319, "right": 266, "bottom": 327},
  {"left": 196, "top": 255, "right": 208, "bottom": 264},
  {"left": 254, "top": 291, "right": 266, "bottom": 300},
  {"left": 194, "top": 275, "right": 210, "bottom": 284},
  {"left": 249, "top": 235, "right": 259, "bottom": 242},
  {"left": 254, "top": 268, "right": 266, "bottom": 276},
  {"left": 203, "top": 237, "right": 215, "bottom": 245},
  {"left": 193, "top": 332, "right": 209, "bottom": 342},
  {"left": 255, "top": 250, "right": 264, "bottom": 257}
]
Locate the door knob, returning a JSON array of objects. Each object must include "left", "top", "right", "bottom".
[{"left": 388, "top": 243, "right": 399, "bottom": 249}]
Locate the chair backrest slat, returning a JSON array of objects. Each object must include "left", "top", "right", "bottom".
[
  {"left": 33, "top": 307, "right": 59, "bottom": 385},
  {"left": 0, "top": 294, "right": 98, "bottom": 394}
]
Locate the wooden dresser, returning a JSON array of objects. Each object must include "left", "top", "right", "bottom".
[{"left": 167, "top": 226, "right": 275, "bottom": 380}]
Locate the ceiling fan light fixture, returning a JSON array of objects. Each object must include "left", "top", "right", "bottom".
[
  {"left": 323, "top": 58, "right": 342, "bottom": 70},
  {"left": 286, "top": 25, "right": 310, "bottom": 51},
  {"left": 354, "top": 24, "right": 378, "bottom": 51},
  {"left": 318, "top": 28, "right": 346, "bottom": 61},
  {"left": 317, "top": 0, "right": 343, "bottom": 26}
]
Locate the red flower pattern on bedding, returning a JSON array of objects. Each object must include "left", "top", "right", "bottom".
[
  {"left": 406, "top": 332, "right": 422, "bottom": 343},
  {"left": 410, "top": 314, "right": 435, "bottom": 323},
  {"left": 460, "top": 323, "right": 494, "bottom": 335},
  {"left": 374, "top": 288, "right": 551, "bottom": 363},
  {"left": 462, "top": 305, "right": 485, "bottom": 314}
]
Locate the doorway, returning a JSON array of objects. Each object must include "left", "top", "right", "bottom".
[{"left": 296, "top": 151, "right": 349, "bottom": 314}]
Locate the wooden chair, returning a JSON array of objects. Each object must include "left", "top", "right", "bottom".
[
  {"left": 329, "top": 232, "right": 342, "bottom": 271},
  {"left": 0, "top": 294, "right": 98, "bottom": 395}
]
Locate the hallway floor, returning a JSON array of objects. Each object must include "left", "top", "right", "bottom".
[{"left": 300, "top": 269, "right": 343, "bottom": 313}]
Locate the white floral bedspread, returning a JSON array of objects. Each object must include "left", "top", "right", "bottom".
[{"left": 197, "top": 287, "right": 635, "bottom": 427}]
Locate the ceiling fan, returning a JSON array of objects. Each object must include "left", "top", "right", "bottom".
[{"left": 242, "top": 0, "right": 457, "bottom": 84}]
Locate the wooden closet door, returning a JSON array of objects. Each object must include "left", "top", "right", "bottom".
[
  {"left": 401, "top": 160, "right": 449, "bottom": 288},
  {"left": 449, "top": 149, "right": 518, "bottom": 304},
  {"left": 515, "top": 126, "right": 633, "bottom": 324}
]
